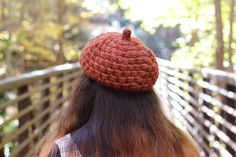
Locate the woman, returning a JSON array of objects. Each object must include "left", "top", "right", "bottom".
[{"left": 38, "top": 28, "right": 199, "bottom": 157}]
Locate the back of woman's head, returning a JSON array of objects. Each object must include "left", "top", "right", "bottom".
[
  {"left": 51, "top": 74, "right": 184, "bottom": 157},
  {"left": 38, "top": 28, "right": 198, "bottom": 157}
]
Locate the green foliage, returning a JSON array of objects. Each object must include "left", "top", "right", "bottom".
[
  {"left": 3, "top": 120, "right": 18, "bottom": 133},
  {"left": 0, "top": 0, "right": 235, "bottom": 75},
  {"left": 0, "top": 0, "right": 94, "bottom": 77},
  {"left": 172, "top": 37, "right": 215, "bottom": 67},
  {"left": 118, "top": 0, "right": 236, "bottom": 69}
]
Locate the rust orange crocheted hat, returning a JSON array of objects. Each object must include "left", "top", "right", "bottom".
[{"left": 79, "top": 28, "right": 159, "bottom": 92}]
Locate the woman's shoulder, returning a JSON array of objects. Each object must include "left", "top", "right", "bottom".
[
  {"left": 50, "top": 133, "right": 82, "bottom": 157},
  {"left": 48, "top": 144, "right": 61, "bottom": 157},
  {"left": 55, "top": 134, "right": 72, "bottom": 145},
  {"left": 49, "top": 124, "right": 93, "bottom": 157}
]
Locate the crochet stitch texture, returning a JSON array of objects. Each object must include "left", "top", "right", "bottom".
[{"left": 80, "top": 28, "right": 159, "bottom": 92}]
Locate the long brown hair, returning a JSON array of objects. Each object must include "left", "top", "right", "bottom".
[{"left": 38, "top": 73, "right": 198, "bottom": 157}]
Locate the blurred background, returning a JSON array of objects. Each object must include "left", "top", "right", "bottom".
[
  {"left": 0, "top": 0, "right": 235, "bottom": 157},
  {"left": 0, "top": 0, "right": 235, "bottom": 78}
]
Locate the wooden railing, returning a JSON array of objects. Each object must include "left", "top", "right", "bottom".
[
  {"left": 0, "top": 59, "right": 235, "bottom": 157},
  {"left": 0, "top": 63, "right": 81, "bottom": 157},
  {"left": 156, "top": 59, "right": 236, "bottom": 157}
]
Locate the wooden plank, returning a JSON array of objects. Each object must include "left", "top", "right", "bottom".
[
  {"left": 0, "top": 70, "right": 81, "bottom": 111},
  {"left": 0, "top": 94, "right": 52, "bottom": 129},
  {"left": 17, "top": 85, "right": 32, "bottom": 157},
  {"left": 0, "top": 103, "right": 35, "bottom": 129},
  {"left": 157, "top": 58, "right": 199, "bottom": 73},
  {"left": 0, "top": 74, "right": 77, "bottom": 129},
  {"left": 169, "top": 100, "right": 210, "bottom": 154},
  {"left": 0, "top": 95, "right": 66, "bottom": 150},
  {"left": 10, "top": 116, "right": 52, "bottom": 156},
  {"left": 202, "top": 118, "right": 236, "bottom": 153},
  {"left": 0, "top": 92, "right": 31, "bottom": 110},
  {"left": 158, "top": 58, "right": 236, "bottom": 84},
  {"left": 201, "top": 68, "right": 236, "bottom": 85},
  {"left": 41, "top": 78, "right": 50, "bottom": 135},
  {"left": 161, "top": 65, "right": 236, "bottom": 101},
  {"left": 201, "top": 105, "right": 236, "bottom": 135},
  {"left": 200, "top": 93, "right": 236, "bottom": 118},
  {"left": 56, "top": 74, "right": 64, "bottom": 108},
  {"left": 224, "top": 83, "right": 236, "bottom": 156},
  {"left": 24, "top": 118, "right": 52, "bottom": 157},
  {"left": 198, "top": 80, "right": 236, "bottom": 101}
]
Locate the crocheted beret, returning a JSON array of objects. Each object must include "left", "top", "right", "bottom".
[{"left": 79, "top": 28, "right": 159, "bottom": 92}]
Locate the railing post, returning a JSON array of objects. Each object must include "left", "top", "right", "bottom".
[
  {"left": 0, "top": 116, "right": 3, "bottom": 157},
  {"left": 57, "top": 74, "right": 64, "bottom": 108},
  {"left": 214, "top": 77, "right": 227, "bottom": 157},
  {"left": 176, "top": 68, "right": 186, "bottom": 128},
  {"left": 41, "top": 78, "right": 51, "bottom": 134},
  {"left": 201, "top": 76, "right": 221, "bottom": 156},
  {"left": 67, "top": 71, "right": 77, "bottom": 100},
  {"left": 17, "top": 85, "right": 32, "bottom": 157},
  {"left": 201, "top": 76, "right": 213, "bottom": 156},
  {"left": 165, "top": 66, "right": 174, "bottom": 119},
  {"left": 0, "top": 94, "right": 4, "bottom": 156},
  {"left": 188, "top": 71, "right": 203, "bottom": 153},
  {"left": 224, "top": 83, "right": 236, "bottom": 156},
  {"left": 68, "top": 71, "right": 75, "bottom": 92}
]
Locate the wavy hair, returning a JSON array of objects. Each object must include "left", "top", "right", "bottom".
[{"left": 38, "top": 73, "right": 198, "bottom": 157}]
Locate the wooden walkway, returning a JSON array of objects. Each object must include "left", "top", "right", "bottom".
[{"left": 0, "top": 58, "right": 235, "bottom": 157}]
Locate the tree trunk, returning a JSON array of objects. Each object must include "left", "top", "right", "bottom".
[
  {"left": 20, "top": 1, "right": 25, "bottom": 22},
  {"left": 227, "top": 0, "right": 235, "bottom": 72},
  {"left": 214, "top": 0, "right": 224, "bottom": 70},
  {"left": 0, "top": 0, "right": 6, "bottom": 29},
  {"left": 30, "top": 0, "right": 37, "bottom": 22},
  {"left": 57, "top": 0, "right": 66, "bottom": 64}
]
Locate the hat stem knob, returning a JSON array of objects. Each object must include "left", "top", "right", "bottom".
[{"left": 122, "top": 28, "right": 131, "bottom": 40}]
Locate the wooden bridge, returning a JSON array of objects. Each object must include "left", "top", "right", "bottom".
[{"left": 0, "top": 59, "right": 235, "bottom": 157}]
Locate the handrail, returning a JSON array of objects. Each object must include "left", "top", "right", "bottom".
[
  {"left": 157, "top": 58, "right": 236, "bottom": 84},
  {"left": 0, "top": 63, "right": 81, "bottom": 93}
]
